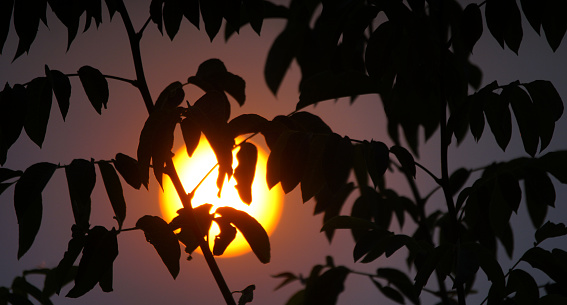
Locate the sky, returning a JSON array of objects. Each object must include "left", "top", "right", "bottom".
[{"left": 0, "top": 1, "right": 566, "bottom": 304}]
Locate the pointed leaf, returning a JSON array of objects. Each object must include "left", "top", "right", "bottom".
[
  {"left": 503, "top": 85, "right": 538, "bottom": 156},
  {"left": 98, "top": 161, "right": 126, "bottom": 229},
  {"left": 154, "top": 81, "right": 185, "bottom": 110},
  {"left": 13, "top": 0, "right": 43, "bottom": 59},
  {"left": 45, "top": 66, "right": 71, "bottom": 121},
  {"left": 304, "top": 266, "right": 349, "bottom": 305},
  {"left": 24, "top": 77, "right": 52, "bottom": 148},
  {"left": 228, "top": 114, "right": 269, "bottom": 138},
  {"left": 524, "top": 167, "right": 555, "bottom": 228},
  {"left": 14, "top": 162, "right": 57, "bottom": 258},
  {"left": 264, "top": 28, "right": 296, "bottom": 95},
  {"left": 215, "top": 206, "right": 270, "bottom": 263},
  {"left": 366, "top": 141, "right": 389, "bottom": 188},
  {"left": 65, "top": 159, "right": 96, "bottom": 231},
  {"left": 78, "top": 66, "right": 109, "bottom": 114},
  {"left": 376, "top": 268, "right": 420, "bottom": 305},
  {"left": 234, "top": 142, "right": 258, "bottom": 204},
  {"left": 524, "top": 80, "right": 563, "bottom": 151},
  {"left": 170, "top": 204, "right": 213, "bottom": 256},
  {"left": 485, "top": 0, "right": 523, "bottom": 53},
  {"left": 0, "top": 83, "right": 27, "bottom": 162},
  {"left": 212, "top": 217, "right": 237, "bottom": 256},
  {"left": 484, "top": 92, "right": 512, "bottom": 151},
  {"left": 520, "top": 0, "right": 542, "bottom": 34},
  {"left": 390, "top": 145, "right": 416, "bottom": 178},
  {"left": 181, "top": 0, "right": 199, "bottom": 29},
  {"left": 0, "top": 0, "right": 13, "bottom": 54},
  {"left": 535, "top": 221, "right": 567, "bottom": 244},
  {"left": 272, "top": 272, "right": 299, "bottom": 291},
  {"left": 113, "top": 153, "right": 143, "bottom": 190},
  {"left": 150, "top": 0, "right": 164, "bottom": 33},
  {"left": 136, "top": 215, "right": 180, "bottom": 279},
  {"left": 180, "top": 117, "right": 201, "bottom": 157},
  {"left": 542, "top": 0, "right": 567, "bottom": 51},
  {"left": 461, "top": 4, "right": 483, "bottom": 52},
  {"left": 200, "top": 0, "right": 223, "bottom": 40},
  {"left": 507, "top": 269, "right": 539, "bottom": 305},
  {"left": 163, "top": 0, "right": 183, "bottom": 40},
  {"left": 237, "top": 284, "right": 255, "bottom": 305},
  {"left": 46, "top": 236, "right": 84, "bottom": 295}
]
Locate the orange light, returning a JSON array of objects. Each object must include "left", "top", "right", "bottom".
[{"left": 159, "top": 135, "right": 283, "bottom": 258}]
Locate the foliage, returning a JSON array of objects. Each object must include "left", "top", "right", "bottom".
[{"left": 1, "top": 0, "right": 567, "bottom": 305}]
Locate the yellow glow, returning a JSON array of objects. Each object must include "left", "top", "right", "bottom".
[{"left": 159, "top": 135, "right": 283, "bottom": 258}]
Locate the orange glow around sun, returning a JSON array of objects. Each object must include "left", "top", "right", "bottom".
[{"left": 159, "top": 135, "right": 283, "bottom": 258}]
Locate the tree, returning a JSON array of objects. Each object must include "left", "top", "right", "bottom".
[{"left": 0, "top": 0, "right": 566, "bottom": 305}]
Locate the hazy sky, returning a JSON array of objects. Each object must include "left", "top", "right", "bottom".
[{"left": 1, "top": 1, "right": 566, "bottom": 304}]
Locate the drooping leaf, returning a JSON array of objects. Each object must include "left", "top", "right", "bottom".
[
  {"left": 0, "top": 83, "right": 27, "bottom": 164},
  {"left": 524, "top": 166, "right": 555, "bottom": 228},
  {"left": 535, "top": 221, "right": 567, "bottom": 244},
  {"left": 483, "top": 92, "right": 512, "bottom": 151},
  {"left": 0, "top": 0, "right": 13, "bottom": 54},
  {"left": 11, "top": 276, "right": 53, "bottom": 305},
  {"left": 272, "top": 272, "right": 299, "bottom": 291},
  {"left": 181, "top": 0, "right": 199, "bottom": 29},
  {"left": 136, "top": 215, "right": 180, "bottom": 279},
  {"left": 163, "top": 0, "right": 183, "bottom": 40},
  {"left": 521, "top": 247, "right": 567, "bottom": 288},
  {"left": 67, "top": 227, "right": 118, "bottom": 298},
  {"left": 200, "top": 0, "right": 223, "bottom": 40},
  {"left": 376, "top": 268, "right": 420, "bottom": 305},
  {"left": 234, "top": 142, "right": 258, "bottom": 204},
  {"left": 366, "top": 141, "right": 389, "bottom": 188},
  {"left": 45, "top": 66, "right": 71, "bottom": 121},
  {"left": 503, "top": 85, "right": 538, "bottom": 157},
  {"left": 187, "top": 59, "right": 246, "bottom": 106},
  {"left": 98, "top": 161, "right": 126, "bottom": 230},
  {"left": 150, "top": 0, "right": 164, "bottom": 33},
  {"left": 23, "top": 77, "right": 52, "bottom": 148},
  {"left": 170, "top": 204, "right": 213, "bottom": 257},
  {"left": 113, "top": 153, "right": 143, "bottom": 190},
  {"left": 14, "top": 162, "right": 57, "bottom": 259},
  {"left": 485, "top": 0, "right": 523, "bottom": 54},
  {"left": 78, "top": 66, "right": 109, "bottom": 114},
  {"left": 215, "top": 206, "right": 270, "bottom": 263},
  {"left": 300, "top": 134, "right": 328, "bottom": 202},
  {"left": 507, "top": 269, "right": 539, "bottom": 305},
  {"left": 461, "top": 4, "right": 483, "bottom": 53},
  {"left": 537, "top": 151, "right": 567, "bottom": 183},
  {"left": 227, "top": 114, "right": 269, "bottom": 138},
  {"left": 154, "top": 81, "right": 185, "bottom": 110},
  {"left": 449, "top": 168, "right": 471, "bottom": 197},
  {"left": 0, "top": 168, "right": 23, "bottom": 182},
  {"left": 264, "top": 28, "right": 297, "bottom": 95},
  {"left": 45, "top": 235, "right": 85, "bottom": 295},
  {"left": 390, "top": 145, "right": 416, "bottom": 178},
  {"left": 541, "top": 0, "right": 567, "bottom": 51},
  {"left": 372, "top": 280, "right": 404, "bottom": 305},
  {"left": 13, "top": 0, "right": 44, "bottom": 60},
  {"left": 179, "top": 117, "right": 201, "bottom": 157},
  {"left": 519, "top": 0, "right": 542, "bottom": 34},
  {"left": 65, "top": 159, "right": 96, "bottom": 231},
  {"left": 279, "top": 131, "right": 310, "bottom": 194},
  {"left": 212, "top": 217, "right": 237, "bottom": 256},
  {"left": 322, "top": 134, "right": 353, "bottom": 191},
  {"left": 524, "top": 80, "right": 563, "bottom": 152}
]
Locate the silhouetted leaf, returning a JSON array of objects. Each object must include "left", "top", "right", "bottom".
[
  {"left": 304, "top": 266, "right": 349, "bottom": 305},
  {"left": 113, "top": 153, "right": 143, "bottom": 190},
  {"left": 215, "top": 206, "right": 270, "bottom": 263},
  {"left": 0, "top": 182, "right": 14, "bottom": 197},
  {"left": 535, "top": 221, "right": 567, "bottom": 244},
  {"left": 414, "top": 244, "right": 451, "bottom": 296},
  {"left": 136, "top": 215, "right": 180, "bottom": 279},
  {"left": 449, "top": 168, "right": 471, "bottom": 197},
  {"left": 243, "top": 0, "right": 263, "bottom": 34},
  {"left": 23, "top": 77, "right": 52, "bottom": 148},
  {"left": 170, "top": 204, "right": 213, "bottom": 256},
  {"left": 317, "top": 183, "right": 355, "bottom": 242},
  {"left": 0, "top": 168, "right": 23, "bottom": 182},
  {"left": 234, "top": 142, "right": 257, "bottom": 204},
  {"left": 14, "top": 162, "right": 57, "bottom": 259},
  {"left": 468, "top": 94, "right": 485, "bottom": 141},
  {"left": 321, "top": 216, "right": 378, "bottom": 232},
  {"left": 521, "top": 247, "right": 567, "bottom": 288},
  {"left": 454, "top": 243, "right": 480, "bottom": 289},
  {"left": 503, "top": 85, "right": 538, "bottom": 156},
  {"left": 181, "top": 0, "right": 199, "bottom": 29},
  {"left": 154, "top": 81, "right": 185, "bottom": 110},
  {"left": 0, "top": 0, "right": 13, "bottom": 54},
  {"left": 45, "top": 66, "right": 71, "bottom": 121},
  {"left": 538, "top": 151, "right": 567, "bottom": 183},
  {"left": 280, "top": 131, "right": 309, "bottom": 193},
  {"left": 322, "top": 134, "right": 353, "bottom": 190},
  {"left": 180, "top": 117, "right": 201, "bottom": 157},
  {"left": 520, "top": 0, "right": 542, "bottom": 34},
  {"left": 390, "top": 146, "right": 416, "bottom": 178},
  {"left": 11, "top": 276, "right": 53, "bottom": 305},
  {"left": 65, "top": 159, "right": 96, "bottom": 231},
  {"left": 104, "top": 0, "right": 118, "bottom": 19},
  {"left": 366, "top": 141, "right": 389, "bottom": 188},
  {"left": 461, "top": 4, "right": 483, "bottom": 53},
  {"left": 67, "top": 227, "right": 118, "bottom": 298},
  {"left": 524, "top": 167, "right": 555, "bottom": 228},
  {"left": 228, "top": 114, "right": 269, "bottom": 138},
  {"left": 507, "top": 269, "right": 539, "bottom": 305},
  {"left": 236, "top": 284, "right": 255, "bottom": 305},
  {"left": 297, "top": 70, "right": 378, "bottom": 110},
  {"left": 372, "top": 281, "right": 404, "bottom": 305},
  {"left": 46, "top": 236, "right": 84, "bottom": 295},
  {"left": 78, "top": 66, "right": 109, "bottom": 114},
  {"left": 0, "top": 83, "right": 27, "bottom": 164},
  {"left": 212, "top": 217, "right": 237, "bottom": 256},
  {"left": 300, "top": 134, "right": 327, "bottom": 202},
  {"left": 163, "top": 0, "right": 183, "bottom": 40},
  {"left": 485, "top": 0, "right": 522, "bottom": 54},
  {"left": 150, "top": 0, "right": 164, "bottom": 33},
  {"left": 484, "top": 92, "right": 512, "bottom": 151},
  {"left": 285, "top": 289, "right": 305, "bottom": 305},
  {"left": 188, "top": 59, "right": 246, "bottom": 106},
  {"left": 524, "top": 80, "right": 563, "bottom": 151},
  {"left": 466, "top": 242, "right": 505, "bottom": 302},
  {"left": 541, "top": 0, "right": 567, "bottom": 51},
  {"left": 376, "top": 268, "right": 420, "bottom": 305},
  {"left": 98, "top": 161, "right": 126, "bottom": 230},
  {"left": 264, "top": 28, "right": 296, "bottom": 95},
  {"left": 272, "top": 272, "right": 298, "bottom": 291},
  {"left": 200, "top": 0, "right": 223, "bottom": 40},
  {"left": 13, "top": 0, "right": 45, "bottom": 60}
]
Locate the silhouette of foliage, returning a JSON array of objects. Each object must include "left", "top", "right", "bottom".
[{"left": 0, "top": 0, "right": 567, "bottom": 305}]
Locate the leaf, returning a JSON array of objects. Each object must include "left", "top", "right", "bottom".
[
  {"left": 507, "top": 269, "right": 539, "bottom": 305},
  {"left": 537, "top": 151, "right": 567, "bottom": 183},
  {"left": 181, "top": 0, "right": 199, "bottom": 29},
  {"left": 45, "top": 236, "right": 84, "bottom": 295},
  {"left": 466, "top": 242, "right": 506, "bottom": 302},
  {"left": 212, "top": 217, "right": 237, "bottom": 256},
  {"left": 78, "top": 66, "right": 109, "bottom": 114},
  {"left": 321, "top": 215, "right": 378, "bottom": 232},
  {"left": 0, "top": 83, "right": 27, "bottom": 163},
  {"left": 366, "top": 141, "right": 390, "bottom": 188},
  {"left": 0, "top": 0, "right": 13, "bottom": 54},
  {"left": 279, "top": 131, "right": 309, "bottom": 194},
  {"left": 113, "top": 153, "right": 143, "bottom": 190},
  {"left": 0, "top": 168, "right": 23, "bottom": 182},
  {"left": 187, "top": 59, "right": 246, "bottom": 106},
  {"left": 14, "top": 162, "right": 57, "bottom": 259},
  {"left": 461, "top": 4, "right": 483, "bottom": 53},
  {"left": 98, "top": 161, "right": 126, "bottom": 229},
  {"left": 503, "top": 85, "right": 538, "bottom": 156},
  {"left": 236, "top": 284, "right": 255, "bottom": 305},
  {"left": 200, "top": 0, "right": 223, "bottom": 40},
  {"left": 390, "top": 146, "right": 416, "bottom": 178},
  {"left": 65, "top": 159, "right": 96, "bottom": 231},
  {"left": 67, "top": 227, "right": 118, "bottom": 298},
  {"left": 264, "top": 28, "right": 296, "bottom": 95},
  {"left": 45, "top": 66, "right": 71, "bottom": 121},
  {"left": 11, "top": 276, "right": 53, "bottom": 305},
  {"left": 170, "top": 204, "right": 213, "bottom": 256},
  {"left": 520, "top": 0, "right": 542, "bottom": 34},
  {"left": 304, "top": 266, "right": 349, "bottom": 305},
  {"left": 234, "top": 142, "right": 258, "bottom": 204},
  {"left": 524, "top": 167, "right": 555, "bottom": 228},
  {"left": 483, "top": 92, "right": 512, "bottom": 151},
  {"left": 136, "top": 215, "right": 180, "bottom": 279},
  {"left": 300, "top": 134, "right": 327, "bottom": 202},
  {"left": 373, "top": 282, "right": 404, "bottom": 305},
  {"left": 524, "top": 80, "right": 563, "bottom": 151},
  {"left": 542, "top": 0, "right": 567, "bottom": 51},
  {"left": 521, "top": 247, "right": 567, "bottom": 287},
  {"left": 414, "top": 244, "right": 451, "bottom": 296},
  {"left": 535, "top": 221, "right": 567, "bottom": 244},
  {"left": 272, "top": 272, "right": 299, "bottom": 291},
  {"left": 376, "top": 268, "right": 419, "bottom": 305},
  {"left": 13, "top": 0, "right": 43, "bottom": 60},
  {"left": 154, "top": 81, "right": 185, "bottom": 110},
  {"left": 322, "top": 134, "right": 353, "bottom": 191},
  {"left": 215, "top": 206, "right": 270, "bottom": 263},
  {"left": 228, "top": 114, "right": 269, "bottom": 138},
  {"left": 485, "top": 0, "right": 523, "bottom": 54},
  {"left": 163, "top": 0, "right": 183, "bottom": 40},
  {"left": 179, "top": 117, "right": 201, "bottom": 157},
  {"left": 23, "top": 77, "right": 52, "bottom": 148},
  {"left": 150, "top": 0, "right": 164, "bottom": 33},
  {"left": 296, "top": 70, "right": 378, "bottom": 110},
  {"left": 449, "top": 168, "right": 471, "bottom": 197}
]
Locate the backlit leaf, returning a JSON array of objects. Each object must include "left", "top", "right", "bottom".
[
  {"left": 376, "top": 268, "right": 419, "bottom": 305},
  {"left": 272, "top": 272, "right": 299, "bottom": 291},
  {"left": 154, "top": 81, "right": 185, "bottom": 110},
  {"left": 461, "top": 4, "right": 483, "bottom": 53},
  {"left": 98, "top": 161, "right": 126, "bottom": 230},
  {"left": 367, "top": 141, "right": 390, "bottom": 188},
  {"left": 322, "top": 134, "right": 353, "bottom": 191},
  {"left": 0, "top": 0, "right": 13, "bottom": 54},
  {"left": 212, "top": 217, "right": 237, "bottom": 256},
  {"left": 136, "top": 215, "right": 180, "bottom": 279},
  {"left": 507, "top": 269, "right": 539, "bottom": 305},
  {"left": 304, "top": 266, "right": 349, "bottom": 305},
  {"left": 188, "top": 59, "right": 246, "bottom": 106},
  {"left": 524, "top": 80, "right": 563, "bottom": 151},
  {"left": 181, "top": 0, "right": 199, "bottom": 29},
  {"left": 14, "top": 162, "right": 57, "bottom": 259},
  {"left": 519, "top": 0, "right": 542, "bottom": 34},
  {"left": 521, "top": 247, "right": 567, "bottom": 287},
  {"left": 13, "top": 0, "right": 44, "bottom": 60},
  {"left": 228, "top": 114, "right": 269, "bottom": 138},
  {"left": 170, "top": 204, "right": 213, "bottom": 256},
  {"left": 65, "top": 159, "right": 96, "bottom": 231},
  {"left": 279, "top": 132, "right": 309, "bottom": 194},
  {"left": 503, "top": 85, "right": 538, "bottom": 157},
  {"left": 45, "top": 66, "right": 71, "bottom": 121},
  {"left": 0, "top": 84, "right": 27, "bottom": 163},
  {"left": 234, "top": 142, "right": 258, "bottom": 204},
  {"left": 113, "top": 153, "right": 143, "bottom": 190},
  {"left": 264, "top": 28, "right": 296, "bottom": 95},
  {"left": 200, "top": 0, "right": 223, "bottom": 40},
  {"left": 524, "top": 167, "right": 555, "bottom": 228},
  {"left": 485, "top": 0, "right": 523, "bottom": 54},
  {"left": 449, "top": 168, "right": 471, "bottom": 197},
  {"left": 78, "top": 66, "right": 109, "bottom": 114},
  {"left": 24, "top": 77, "right": 52, "bottom": 148},
  {"left": 537, "top": 151, "right": 567, "bottom": 183},
  {"left": 163, "top": 0, "right": 183, "bottom": 40},
  {"left": 150, "top": 0, "right": 164, "bottom": 33},
  {"left": 535, "top": 221, "right": 567, "bottom": 244},
  {"left": 542, "top": 0, "right": 567, "bottom": 51},
  {"left": 180, "top": 117, "right": 201, "bottom": 157},
  {"left": 300, "top": 134, "right": 327, "bottom": 202},
  {"left": 215, "top": 206, "right": 270, "bottom": 263},
  {"left": 390, "top": 145, "right": 416, "bottom": 178},
  {"left": 46, "top": 236, "right": 84, "bottom": 295},
  {"left": 484, "top": 92, "right": 512, "bottom": 151}
]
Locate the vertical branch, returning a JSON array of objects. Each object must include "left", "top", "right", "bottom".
[{"left": 114, "top": 1, "right": 235, "bottom": 304}]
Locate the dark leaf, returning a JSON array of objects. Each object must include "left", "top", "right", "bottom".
[
  {"left": 23, "top": 77, "right": 52, "bottom": 148},
  {"left": 98, "top": 161, "right": 126, "bottom": 230},
  {"left": 537, "top": 151, "right": 567, "bottom": 183},
  {"left": 414, "top": 244, "right": 451, "bottom": 295},
  {"left": 13, "top": 0, "right": 44, "bottom": 60},
  {"left": 228, "top": 114, "right": 269, "bottom": 138},
  {"left": 45, "top": 66, "right": 71, "bottom": 121},
  {"left": 200, "top": 0, "right": 223, "bottom": 40},
  {"left": 524, "top": 167, "right": 555, "bottom": 228},
  {"left": 485, "top": 0, "right": 523, "bottom": 54},
  {"left": 180, "top": 117, "right": 201, "bottom": 157},
  {"left": 279, "top": 131, "right": 309, "bottom": 193},
  {"left": 521, "top": 247, "right": 567, "bottom": 287},
  {"left": 449, "top": 168, "right": 471, "bottom": 197},
  {"left": 469, "top": 94, "right": 485, "bottom": 141},
  {"left": 373, "top": 282, "right": 404, "bottom": 305},
  {"left": 11, "top": 276, "right": 53, "bottom": 305},
  {"left": 14, "top": 162, "right": 57, "bottom": 259},
  {"left": 520, "top": 0, "right": 542, "bottom": 34},
  {"left": 0, "top": 182, "right": 14, "bottom": 197},
  {"left": 243, "top": 0, "right": 263, "bottom": 34},
  {"left": 0, "top": 168, "right": 23, "bottom": 182},
  {"left": 503, "top": 85, "right": 538, "bottom": 156},
  {"left": 78, "top": 66, "right": 109, "bottom": 114},
  {"left": 67, "top": 227, "right": 118, "bottom": 298},
  {"left": 104, "top": 0, "right": 118, "bottom": 19},
  {"left": 285, "top": 289, "right": 305, "bottom": 305},
  {"left": 113, "top": 153, "right": 143, "bottom": 190},
  {"left": 297, "top": 70, "right": 378, "bottom": 110},
  {"left": 300, "top": 134, "right": 327, "bottom": 202},
  {"left": 150, "top": 0, "right": 164, "bottom": 33},
  {"left": 542, "top": 0, "right": 567, "bottom": 51},
  {"left": 524, "top": 80, "right": 563, "bottom": 151},
  {"left": 507, "top": 269, "right": 539, "bottom": 305},
  {"left": 136, "top": 215, "right": 180, "bottom": 279},
  {"left": 461, "top": 4, "right": 483, "bottom": 53},
  {"left": 171, "top": 204, "right": 213, "bottom": 256},
  {"left": 212, "top": 217, "right": 237, "bottom": 256},
  {"left": 376, "top": 268, "right": 419, "bottom": 305},
  {"left": 237, "top": 284, "right": 255, "bottom": 305},
  {"left": 215, "top": 206, "right": 270, "bottom": 263},
  {"left": 264, "top": 28, "right": 296, "bottom": 95},
  {"left": 483, "top": 92, "right": 512, "bottom": 151},
  {"left": 234, "top": 142, "right": 258, "bottom": 204},
  {"left": 466, "top": 242, "right": 506, "bottom": 302},
  {"left": 322, "top": 134, "right": 353, "bottom": 191},
  {"left": 0, "top": 0, "right": 13, "bottom": 54},
  {"left": 366, "top": 141, "right": 390, "bottom": 188},
  {"left": 65, "top": 159, "right": 96, "bottom": 231},
  {"left": 272, "top": 272, "right": 298, "bottom": 291},
  {"left": 535, "top": 221, "right": 567, "bottom": 244},
  {"left": 163, "top": 0, "right": 183, "bottom": 40},
  {"left": 45, "top": 236, "right": 84, "bottom": 295},
  {"left": 181, "top": 0, "right": 199, "bottom": 29},
  {"left": 390, "top": 146, "right": 416, "bottom": 178},
  {"left": 454, "top": 243, "right": 480, "bottom": 288},
  {"left": 304, "top": 266, "right": 349, "bottom": 305},
  {"left": 0, "top": 83, "right": 27, "bottom": 163},
  {"left": 188, "top": 59, "right": 246, "bottom": 106},
  {"left": 154, "top": 81, "right": 185, "bottom": 110},
  {"left": 316, "top": 183, "right": 355, "bottom": 242}
]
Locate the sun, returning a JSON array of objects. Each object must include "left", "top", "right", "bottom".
[{"left": 159, "top": 135, "right": 283, "bottom": 258}]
